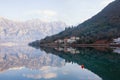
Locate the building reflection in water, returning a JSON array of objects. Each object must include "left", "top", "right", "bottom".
[
  {"left": 55, "top": 47, "right": 80, "bottom": 54},
  {"left": 39, "top": 46, "right": 120, "bottom": 80},
  {"left": 0, "top": 45, "right": 103, "bottom": 80},
  {"left": 0, "top": 44, "right": 120, "bottom": 80}
]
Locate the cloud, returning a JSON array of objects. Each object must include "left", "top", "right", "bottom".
[
  {"left": 24, "top": 73, "right": 57, "bottom": 79},
  {"left": 23, "top": 10, "right": 58, "bottom": 22},
  {"left": 25, "top": 10, "right": 57, "bottom": 17},
  {"left": 23, "top": 66, "right": 57, "bottom": 79},
  {"left": 43, "top": 10, "right": 57, "bottom": 16},
  {"left": 43, "top": 73, "right": 57, "bottom": 79},
  {"left": 40, "top": 66, "right": 50, "bottom": 71},
  {"left": 24, "top": 74, "right": 42, "bottom": 79}
]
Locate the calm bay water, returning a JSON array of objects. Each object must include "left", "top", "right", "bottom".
[{"left": 0, "top": 43, "right": 120, "bottom": 80}]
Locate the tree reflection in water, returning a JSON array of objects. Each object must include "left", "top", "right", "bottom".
[{"left": 39, "top": 46, "right": 120, "bottom": 80}]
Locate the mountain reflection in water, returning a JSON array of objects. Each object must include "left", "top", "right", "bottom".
[
  {"left": 0, "top": 46, "right": 65, "bottom": 72},
  {"left": 0, "top": 44, "right": 119, "bottom": 80}
]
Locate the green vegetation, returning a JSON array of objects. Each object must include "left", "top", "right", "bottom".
[{"left": 40, "top": 0, "right": 120, "bottom": 44}]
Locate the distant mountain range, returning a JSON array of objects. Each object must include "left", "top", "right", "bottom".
[
  {"left": 0, "top": 18, "right": 67, "bottom": 42},
  {"left": 0, "top": 46, "right": 65, "bottom": 72},
  {"left": 41, "top": 0, "right": 120, "bottom": 44}
]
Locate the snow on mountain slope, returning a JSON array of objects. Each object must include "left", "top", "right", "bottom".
[{"left": 0, "top": 18, "right": 67, "bottom": 42}]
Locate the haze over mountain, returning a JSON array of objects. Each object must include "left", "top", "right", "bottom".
[
  {"left": 0, "top": 17, "right": 67, "bottom": 42},
  {"left": 41, "top": 0, "right": 120, "bottom": 44},
  {"left": 0, "top": 46, "right": 65, "bottom": 72}
]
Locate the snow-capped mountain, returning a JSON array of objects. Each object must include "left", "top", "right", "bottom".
[
  {"left": 0, "top": 45, "right": 65, "bottom": 72},
  {"left": 0, "top": 17, "right": 67, "bottom": 42}
]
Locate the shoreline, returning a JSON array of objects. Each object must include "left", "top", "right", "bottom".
[{"left": 40, "top": 43, "right": 120, "bottom": 48}]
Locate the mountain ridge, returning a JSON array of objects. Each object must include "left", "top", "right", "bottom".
[
  {"left": 0, "top": 17, "right": 67, "bottom": 42},
  {"left": 40, "top": 0, "right": 120, "bottom": 44}
]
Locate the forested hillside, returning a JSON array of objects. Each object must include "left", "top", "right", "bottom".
[{"left": 40, "top": 0, "right": 120, "bottom": 44}]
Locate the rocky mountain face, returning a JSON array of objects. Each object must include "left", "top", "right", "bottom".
[
  {"left": 0, "top": 46, "right": 65, "bottom": 72},
  {"left": 41, "top": 0, "right": 120, "bottom": 44},
  {"left": 0, "top": 18, "right": 67, "bottom": 42}
]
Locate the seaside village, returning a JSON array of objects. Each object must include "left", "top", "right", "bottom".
[
  {"left": 54, "top": 36, "right": 80, "bottom": 54},
  {"left": 54, "top": 36, "right": 80, "bottom": 44},
  {"left": 55, "top": 47, "right": 80, "bottom": 54},
  {"left": 113, "top": 38, "right": 120, "bottom": 44},
  {"left": 53, "top": 37, "right": 120, "bottom": 54},
  {"left": 54, "top": 36, "right": 120, "bottom": 45}
]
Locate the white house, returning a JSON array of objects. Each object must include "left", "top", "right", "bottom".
[
  {"left": 71, "top": 36, "right": 76, "bottom": 40},
  {"left": 76, "top": 37, "right": 80, "bottom": 40},
  {"left": 67, "top": 36, "right": 80, "bottom": 43},
  {"left": 113, "top": 47, "right": 120, "bottom": 54},
  {"left": 70, "top": 36, "right": 80, "bottom": 40},
  {"left": 67, "top": 39, "right": 76, "bottom": 43},
  {"left": 113, "top": 38, "right": 120, "bottom": 44},
  {"left": 55, "top": 36, "right": 80, "bottom": 44},
  {"left": 55, "top": 39, "right": 64, "bottom": 43}
]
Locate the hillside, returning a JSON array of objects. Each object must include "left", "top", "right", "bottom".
[
  {"left": 0, "top": 18, "right": 66, "bottom": 42},
  {"left": 40, "top": 0, "right": 120, "bottom": 44}
]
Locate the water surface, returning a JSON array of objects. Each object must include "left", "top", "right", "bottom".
[{"left": 0, "top": 43, "right": 120, "bottom": 80}]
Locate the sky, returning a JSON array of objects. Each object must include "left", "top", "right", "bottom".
[{"left": 0, "top": 0, "right": 115, "bottom": 25}]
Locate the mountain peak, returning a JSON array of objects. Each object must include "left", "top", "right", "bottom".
[
  {"left": 0, "top": 16, "right": 4, "bottom": 19},
  {"left": 0, "top": 17, "right": 5, "bottom": 20},
  {"left": 0, "top": 18, "right": 67, "bottom": 42}
]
